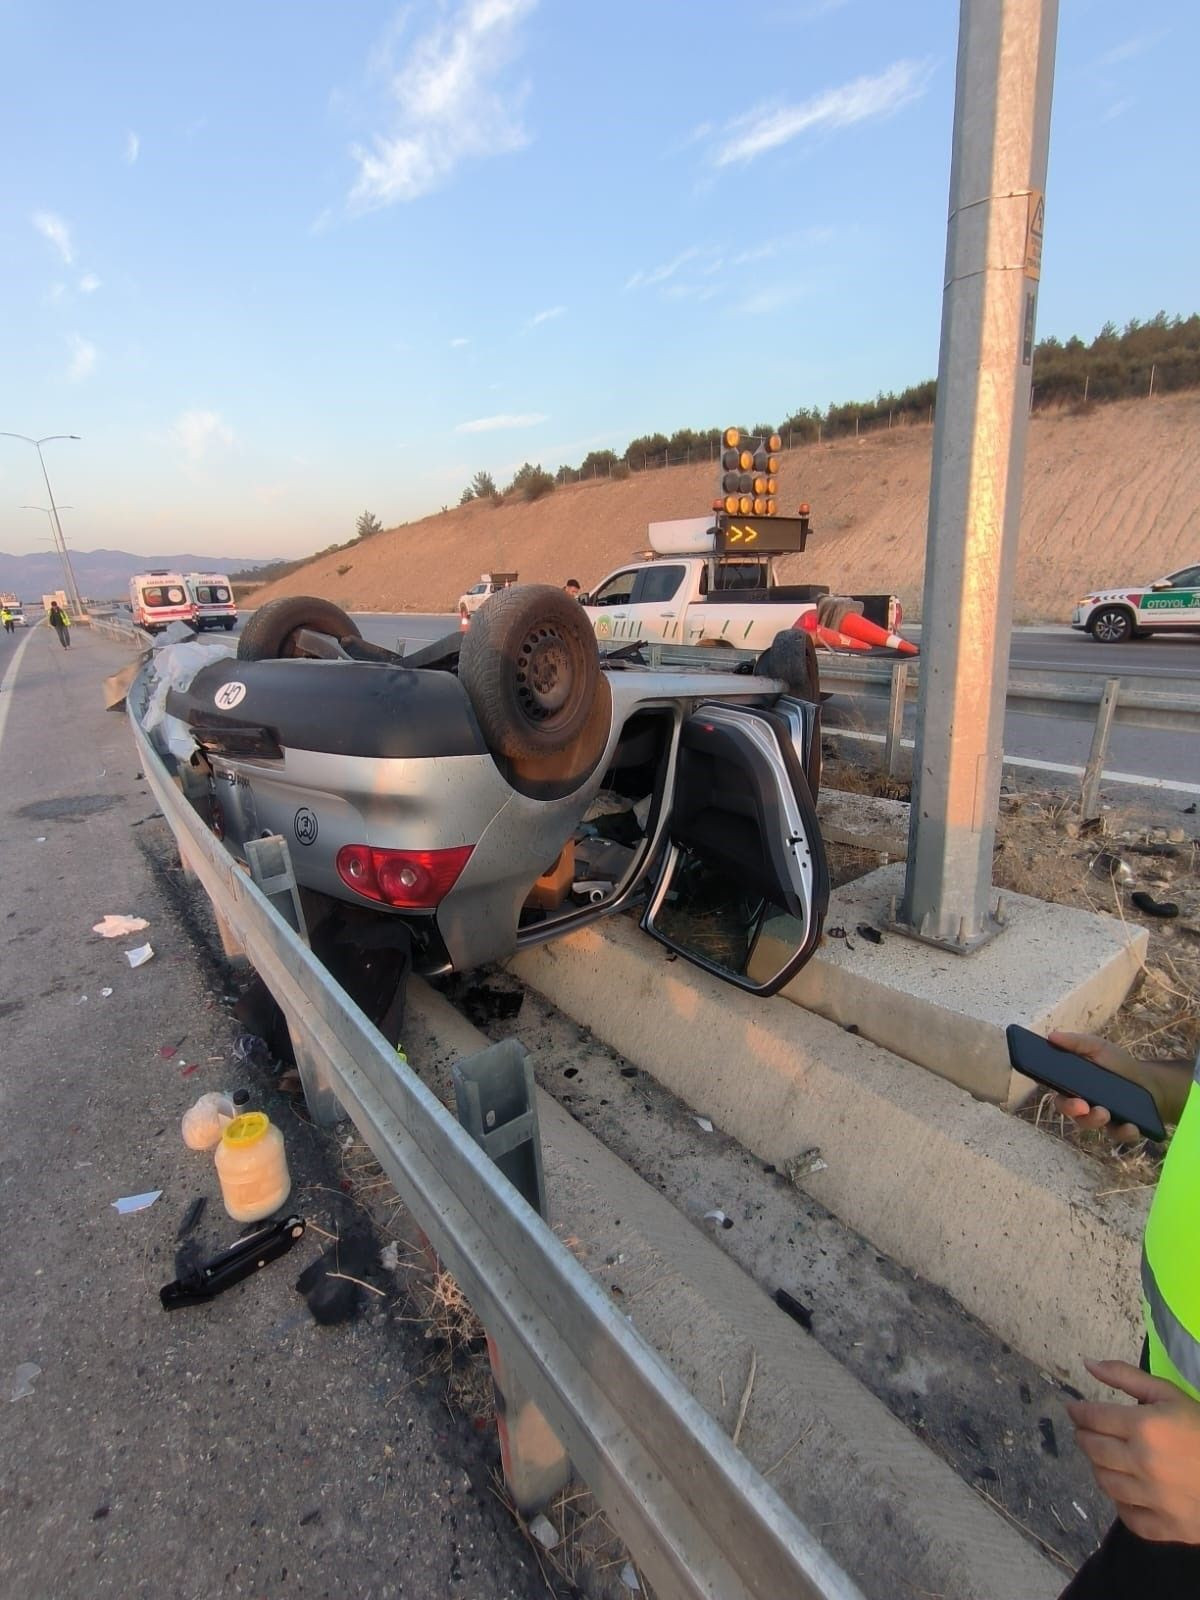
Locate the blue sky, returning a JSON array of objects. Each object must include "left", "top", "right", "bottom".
[{"left": 1, "top": 1, "right": 1195, "bottom": 561}]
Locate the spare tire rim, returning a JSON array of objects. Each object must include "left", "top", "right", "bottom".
[{"left": 515, "top": 625, "right": 578, "bottom": 722}]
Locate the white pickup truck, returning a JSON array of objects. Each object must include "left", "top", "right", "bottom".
[
  {"left": 457, "top": 571, "right": 518, "bottom": 621},
  {"left": 580, "top": 515, "right": 903, "bottom": 653}
]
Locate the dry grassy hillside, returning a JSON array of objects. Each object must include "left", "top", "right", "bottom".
[{"left": 254, "top": 392, "right": 1200, "bottom": 621}]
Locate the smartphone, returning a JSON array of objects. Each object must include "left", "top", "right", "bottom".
[{"left": 1005, "top": 1024, "right": 1165, "bottom": 1141}]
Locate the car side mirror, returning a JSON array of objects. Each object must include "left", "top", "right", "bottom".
[
  {"left": 644, "top": 846, "right": 818, "bottom": 996},
  {"left": 1151, "top": 578, "right": 1173, "bottom": 591}
]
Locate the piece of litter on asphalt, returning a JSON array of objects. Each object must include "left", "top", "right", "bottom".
[
  {"left": 704, "top": 1209, "right": 734, "bottom": 1229},
  {"left": 159, "top": 1045, "right": 177, "bottom": 1060},
  {"left": 528, "top": 1514, "right": 559, "bottom": 1550},
  {"left": 693, "top": 1116, "right": 714, "bottom": 1134},
  {"left": 112, "top": 1190, "right": 162, "bottom": 1215},
  {"left": 1072, "top": 1501, "right": 1089, "bottom": 1522},
  {"left": 181, "top": 1063, "right": 199, "bottom": 1077},
  {"left": 619, "top": 1563, "right": 641, "bottom": 1592},
  {"left": 92, "top": 914, "right": 149, "bottom": 939},
  {"left": 11, "top": 1363, "right": 41, "bottom": 1402},
  {"left": 100, "top": 987, "right": 113, "bottom": 998},
  {"left": 36, "top": 836, "right": 46, "bottom": 843},
  {"left": 380, "top": 1242, "right": 400, "bottom": 1271},
  {"left": 75, "top": 995, "right": 88, "bottom": 1004},
  {"left": 124, "top": 943, "right": 155, "bottom": 968}
]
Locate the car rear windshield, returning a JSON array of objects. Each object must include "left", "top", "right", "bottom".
[
  {"left": 143, "top": 585, "right": 187, "bottom": 607},
  {"left": 194, "top": 584, "right": 231, "bottom": 604}
]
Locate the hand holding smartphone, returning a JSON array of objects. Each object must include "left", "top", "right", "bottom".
[{"left": 1005, "top": 1024, "right": 1166, "bottom": 1142}]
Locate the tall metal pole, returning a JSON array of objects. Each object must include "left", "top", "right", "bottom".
[
  {"left": 1, "top": 432, "right": 86, "bottom": 618},
  {"left": 899, "top": 0, "right": 1058, "bottom": 951}
]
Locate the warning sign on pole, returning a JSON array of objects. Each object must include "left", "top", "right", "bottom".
[{"left": 1024, "top": 189, "right": 1044, "bottom": 280}]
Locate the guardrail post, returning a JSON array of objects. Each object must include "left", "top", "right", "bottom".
[
  {"left": 884, "top": 661, "right": 909, "bottom": 778},
  {"left": 244, "top": 835, "right": 309, "bottom": 943},
  {"left": 1080, "top": 678, "right": 1120, "bottom": 823},
  {"left": 453, "top": 1041, "right": 569, "bottom": 1512}
]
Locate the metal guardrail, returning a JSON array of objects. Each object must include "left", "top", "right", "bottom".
[{"left": 124, "top": 663, "right": 862, "bottom": 1600}]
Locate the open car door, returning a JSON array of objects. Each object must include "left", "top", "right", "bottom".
[{"left": 641, "top": 699, "right": 829, "bottom": 995}]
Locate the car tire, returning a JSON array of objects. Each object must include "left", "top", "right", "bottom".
[
  {"left": 754, "top": 629, "right": 821, "bottom": 703},
  {"left": 236, "top": 596, "right": 363, "bottom": 660},
  {"left": 225, "top": 619, "right": 236, "bottom": 631},
  {"left": 1089, "top": 607, "right": 1134, "bottom": 644},
  {"left": 459, "top": 584, "right": 602, "bottom": 759}
]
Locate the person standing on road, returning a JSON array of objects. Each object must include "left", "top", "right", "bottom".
[
  {"left": 1048, "top": 1029, "right": 1200, "bottom": 1597},
  {"left": 47, "top": 601, "right": 71, "bottom": 648},
  {"left": 1, "top": 607, "right": 12, "bottom": 634}
]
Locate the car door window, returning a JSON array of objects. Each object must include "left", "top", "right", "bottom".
[
  {"left": 591, "top": 569, "right": 639, "bottom": 607},
  {"left": 634, "top": 565, "right": 687, "bottom": 606},
  {"left": 642, "top": 704, "right": 829, "bottom": 995},
  {"left": 1167, "top": 566, "right": 1200, "bottom": 588}
]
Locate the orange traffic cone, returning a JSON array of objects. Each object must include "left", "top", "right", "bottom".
[
  {"left": 459, "top": 612, "right": 470, "bottom": 631},
  {"left": 796, "top": 612, "right": 870, "bottom": 652},
  {"left": 834, "top": 610, "right": 918, "bottom": 655}
]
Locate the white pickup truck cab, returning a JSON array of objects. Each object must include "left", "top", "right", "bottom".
[
  {"left": 458, "top": 571, "right": 519, "bottom": 620},
  {"left": 581, "top": 515, "right": 901, "bottom": 652}
]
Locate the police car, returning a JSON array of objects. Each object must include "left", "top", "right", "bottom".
[{"left": 1072, "top": 563, "right": 1200, "bottom": 643}]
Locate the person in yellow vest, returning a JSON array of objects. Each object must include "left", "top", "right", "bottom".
[
  {"left": 47, "top": 600, "right": 71, "bottom": 648},
  {"left": 1, "top": 606, "right": 13, "bottom": 634},
  {"left": 1049, "top": 1029, "right": 1200, "bottom": 1595}
]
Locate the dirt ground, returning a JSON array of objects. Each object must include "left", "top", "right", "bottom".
[{"left": 251, "top": 390, "right": 1200, "bottom": 623}]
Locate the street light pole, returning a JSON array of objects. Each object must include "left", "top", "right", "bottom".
[
  {"left": 21, "top": 505, "right": 77, "bottom": 610},
  {"left": 1, "top": 432, "right": 86, "bottom": 618}
]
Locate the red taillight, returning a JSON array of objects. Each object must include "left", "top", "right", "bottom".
[{"left": 336, "top": 844, "right": 473, "bottom": 908}]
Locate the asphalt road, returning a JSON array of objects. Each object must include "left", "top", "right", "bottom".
[{"left": 0, "top": 625, "right": 548, "bottom": 1600}]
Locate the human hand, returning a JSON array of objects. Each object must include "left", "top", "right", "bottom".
[
  {"left": 1067, "top": 1359, "right": 1200, "bottom": 1544},
  {"left": 1045, "top": 1030, "right": 1144, "bottom": 1142}
]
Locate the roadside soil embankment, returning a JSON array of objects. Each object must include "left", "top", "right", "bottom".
[{"left": 252, "top": 391, "right": 1200, "bottom": 621}]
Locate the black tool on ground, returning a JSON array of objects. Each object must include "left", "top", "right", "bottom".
[
  {"left": 159, "top": 1215, "right": 307, "bottom": 1309},
  {"left": 1005, "top": 1024, "right": 1166, "bottom": 1142},
  {"left": 1131, "top": 890, "right": 1180, "bottom": 919}
]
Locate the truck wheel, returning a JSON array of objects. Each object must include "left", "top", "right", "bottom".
[
  {"left": 1089, "top": 607, "right": 1133, "bottom": 644},
  {"left": 754, "top": 629, "right": 820, "bottom": 703},
  {"left": 460, "top": 584, "right": 602, "bottom": 759},
  {"left": 237, "top": 596, "right": 362, "bottom": 660}
]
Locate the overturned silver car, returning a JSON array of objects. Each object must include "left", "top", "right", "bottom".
[{"left": 165, "top": 586, "right": 829, "bottom": 997}]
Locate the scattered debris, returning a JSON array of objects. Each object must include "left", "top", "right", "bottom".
[
  {"left": 124, "top": 943, "right": 155, "bottom": 968},
  {"left": 112, "top": 1190, "right": 162, "bottom": 1215},
  {"left": 619, "top": 1562, "right": 641, "bottom": 1593},
  {"left": 296, "top": 1221, "right": 380, "bottom": 1325},
  {"left": 35, "top": 836, "right": 46, "bottom": 843},
  {"left": 774, "top": 1288, "right": 814, "bottom": 1331},
  {"left": 693, "top": 1116, "right": 715, "bottom": 1134},
  {"left": 1131, "top": 891, "right": 1179, "bottom": 920},
  {"left": 161, "top": 1215, "right": 307, "bottom": 1309},
  {"left": 1072, "top": 1501, "right": 1090, "bottom": 1522},
  {"left": 1038, "top": 1416, "right": 1059, "bottom": 1457},
  {"left": 856, "top": 923, "right": 884, "bottom": 945},
  {"left": 619, "top": 1066, "right": 638, "bottom": 1078},
  {"left": 784, "top": 1147, "right": 828, "bottom": 1183},
  {"left": 380, "top": 1241, "right": 400, "bottom": 1272},
  {"left": 92, "top": 914, "right": 148, "bottom": 939},
  {"left": 528, "top": 1514, "right": 560, "bottom": 1550},
  {"left": 100, "top": 986, "right": 113, "bottom": 998},
  {"left": 11, "top": 1363, "right": 41, "bottom": 1402},
  {"left": 176, "top": 1197, "right": 207, "bottom": 1240},
  {"left": 732, "top": 1349, "right": 758, "bottom": 1447},
  {"left": 1090, "top": 851, "right": 1133, "bottom": 885},
  {"left": 1183, "top": 802, "right": 1197, "bottom": 816},
  {"left": 703, "top": 1209, "right": 734, "bottom": 1230},
  {"left": 826, "top": 926, "right": 847, "bottom": 940}
]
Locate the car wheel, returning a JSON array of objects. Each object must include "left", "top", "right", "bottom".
[
  {"left": 236, "top": 596, "right": 362, "bottom": 660},
  {"left": 754, "top": 629, "right": 821, "bottom": 703},
  {"left": 1089, "top": 607, "right": 1133, "bottom": 644},
  {"left": 459, "top": 584, "right": 602, "bottom": 759},
  {"left": 225, "top": 619, "right": 236, "bottom": 631}
]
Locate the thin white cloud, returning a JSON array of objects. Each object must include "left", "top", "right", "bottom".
[
  {"left": 348, "top": 0, "right": 538, "bottom": 211},
  {"left": 46, "top": 282, "right": 67, "bottom": 305},
  {"left": 734, "top": 283, "right": 809, "bottom": 316},
  {"left": 625, "top": 246, "right": 705, "bottom": 291},
  {"left": 527, "top": 305, "right": 565, "bottom": 328},
  {"left": 715, "top": 59, "right": 932, "bottom": 166},
  {"left": 1101, "top": 97, "right": 1135, "bottom": 123},
  {"left": 33, "top": 211, "right": 74, "bottom": 265},
  {"left": 66, "top": 334, "right": 97, "bottom": 382},
  {"left": 663, "top": 282, "right": 717, "bottom": 303},
  {"left": 1092, "top": 32, "right": 1166, "bottom": 70},
  {"left": 455, "top": 412, "right": 547, "bottom": 434},
  {"left": 124, "top": 130, "right": 140, "bottom": 164},
  {"left": 78, "top": 273, "right": 101, "bottom": 294},
  {"left": 450, "top": 336, "right": 470, "bottom": 347},
  {"left": 171, "top": 409, "right": 234, "bottom": 461}
]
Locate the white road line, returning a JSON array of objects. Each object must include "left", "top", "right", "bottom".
[
  {"left": 827, "top": 726, "right": 1200, "bottom": 797},
  {"left": 0, "top": 628, "right": 38, "bottom": 759}
]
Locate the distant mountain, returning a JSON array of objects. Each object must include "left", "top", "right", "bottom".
[{"left": 0, "top": 548, "right": 278, "bottom": 602}]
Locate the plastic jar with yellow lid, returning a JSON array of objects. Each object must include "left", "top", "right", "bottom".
[{"left": 214, "top": 1112, "right": 291, "bottom": 1222}]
